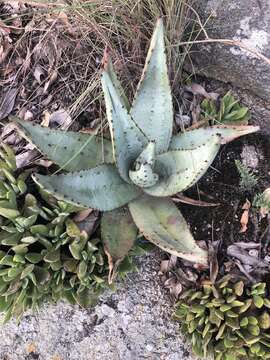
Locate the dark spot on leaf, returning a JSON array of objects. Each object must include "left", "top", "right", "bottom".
[{"left": 167, "top": 215, "right": 178, "bottom": 225}]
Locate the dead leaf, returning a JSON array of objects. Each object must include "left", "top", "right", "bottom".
[
  {"left": 159, "top": 260, "right": 170, "bottom": 274},
  {"left": 185, "top": 83, "right": 211, "bottom": 98},
  {"left": 34, "top": 159, "right": 53, "bottom": 168},
  {"left": 73, "top": 209, "right": 93, "bottom": 223},
  {"left": 227, "top": 244, "right": 269, "bottom": 267},
  {"left": 164, "top": 277, "right": 183, "bottom": 298},
  {"left": 190, "top": 98, "right": 201, "bottom": 124},
  {"left": 18, "top": 108, "right": 33, "bottom": 121},
  {"left": 43, "top": 69, "right": 58, "bottom": 93},
  {"left": 77, "top": 211, "right": 99, "bottom": 236},
  {"left": 239, "top": 199, "right": 251, "bottom": 233},
  {"left": 242, "top": 199, "right": 251, "bottom": 210},
  {"left": 104, "top": 248, "right": 122, "bottom": 284},
  {"left": 159, "top": 255, "right": 177, "bottom": 274},
  {"left": 33, "top": 65, "right": 45, "bottom": 84},
  {"left": 16, "top": 149, "right": 40, "bottom": 169},
  {"left": 26, "top": 342, "right": 37, "bottom": 354},
  {"left": 49, "top": 109, "right": 72, "bottom": 129},
  {"left": 173, "top": 193, "right": 220, "bottom": 207},
  {"left": 0, "top": 87, "right": 17, "bottom": 120},
  {"left": 185, "top": 83, "right": 219, "bottom": 101},
  {"left": 209, "top": 243, "right": 219, "bottom": 284},
  {"left": 235, "top": 260, "right": 257, "bottom": 282},
  {"left": 233, "top": 242, "right": 260, "bottom": 249},
  {"left": 41, "top": 110, "right": 51, "bottom": 127},
  {"left": 0, "top": 122, "right": 16, "bottom": 139}
]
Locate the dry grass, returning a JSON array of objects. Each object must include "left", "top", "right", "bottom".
[{"left": 0, "top": 0, "right": 193, "bottom": 132}]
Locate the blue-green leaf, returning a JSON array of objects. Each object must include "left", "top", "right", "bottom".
[
  {"left": 11, "top": 116, "right": 113, "bottom": 171},
  {"left": 101, "top": 207, "right": 137, "bottom": 260},
  {"left": 101, "top": 207, "right": 137, "bottom": 282},
  {"left": 145, "top": 136, "right": 220, "bottom": 197},
  {"left": 103, "top": 52, "right": 130, "bottom": 110},
  {"left": 170, "top": 125, "right": 259, "bottom": 150},
  {"left": 129, "top": 195, "right": 208, "bottom": 264},
  {"left": 129, "top": 142, "right": 159, "bottom": 188},
  {"left": 130, "top": 18, "right": 173, "bottom": 154},
  {"left": 101, "top": 66, "right": 147, "bottom": 182},
  {"left": 32, "top": 164, "right": 141, "bottom": 211}
]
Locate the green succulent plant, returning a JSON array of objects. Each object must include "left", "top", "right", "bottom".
[
  {"left": 10, "top": 19, "right": 259, "bottom": 271},
  {"left": 235, "top": 160, "right": 258, "bottom": 191},
  {"left": 175, "top": 277, "right": 270, "bottom": 360},
  {"left": 201, "top": 91, "right": 251, "bottom": 125},
  {"left": 0, "top": 144, "right": 143, "bottom": 321}
]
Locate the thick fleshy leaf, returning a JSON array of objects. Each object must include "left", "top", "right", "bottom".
[
  {"left": 103, "top": 52, "right": 130, "bottom": 110},
  {"left": 144, "top": 136, "right": 220, "bottom": 197},
  {"left": 170, "top": 125, "right": 259, "bottom": 150},
  {"left": 101, "top": 207, "right": 137, "bottom": 260},
  {"left": 101, "top": 207, "right": 137, "bottom": 282},
  {"left": 32, "top": 164, "right": 141, "bottom": 211},
  {"left": 11, "top": 116, "right": 113, "bottom": 171},
  {"left": 101, "top": 65, "right": 147, "bottom": 182},
  {"left": 129, "top": 142, "right": 159, "bottom": 188},
  {"left": 129, "top": 195, "right": 208, "bottom": 264},
  {"left": 130, "top": 18, "right": 173, "bottom": 154}
]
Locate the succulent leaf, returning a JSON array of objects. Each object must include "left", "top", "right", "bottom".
[
  {"left": 101, "top": 207, "right": 137, "bottom": 282},
  {"left": 11, "top": 116, "right": 113, "bottom": 171},
  {"left": 145, "top": 136, "right": 220, "bottom": 197},
  {"left": 129, "top": 195, "right": 208, "bottom": 264},
  {"left": 170, "top": 125, "right": 260, "bottom": 151},
  {"left": 101, "top": 64, "right": 147, "bottom": 182},
  {"left": 101, "top": 207, "right": 137, "bottom": 260},
  {"left": 103, "top": 53, "right": 130, "bottom": 110},
  {"left": 130, "top": 18, "right": 173, "bottom": 154},
  {"left": 177, "top": 280, "right": 270, "bottom": 360},
  {"left": 32, "top": 164, "right": 141, "bottom": 211},
  {"left": 129, "top": 142, "right": 159, "bottom": 188}
]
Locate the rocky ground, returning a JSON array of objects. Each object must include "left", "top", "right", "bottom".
[{"left": 0, "top": 252, "right": 194, "bottom": 360}]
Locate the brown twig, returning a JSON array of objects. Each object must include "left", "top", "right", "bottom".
[{"left": 175, "top": 38, "right": 270, "bottom": 66}]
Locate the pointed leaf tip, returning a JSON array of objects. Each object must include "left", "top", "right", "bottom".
[
  {"left": 130, "top": 16, "right": 173, "bottom": 154},
  {"left": 217, "top": 125, "right": 260, "bottom": 144},
  {"left": 11, "top": 116, "right": 113, "bottom": 171}
]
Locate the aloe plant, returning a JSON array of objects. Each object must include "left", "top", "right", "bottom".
[{"left": 11, "top": 19, "right": 259, "bottom": 274}]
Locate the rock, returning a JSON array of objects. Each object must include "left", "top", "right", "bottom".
[
  {"left": 0, "top": 253, "right": 194, "bottom": 360},
  {"left": 241, "top": 144, "right": 263, "bottom": 169},
  {"left": 185, "top": 0, "right": 270, "bottom": 100}
]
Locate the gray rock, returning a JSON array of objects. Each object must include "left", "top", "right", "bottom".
[
  {"left": 0, "top": 253, "right": 194, "bottom": 360},
  {"left": 241, "top": 144, "right": 263, "bottom": 169},
  {"left": 185, "top": 0, "right": 270, "bottom": 100}
]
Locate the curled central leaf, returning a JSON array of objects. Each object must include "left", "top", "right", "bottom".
[{"left": 129, "top": 142, "right": 159, "bottom": 188}]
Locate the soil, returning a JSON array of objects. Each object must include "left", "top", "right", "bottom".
[{"left": 184, "top": 134, "right": 269, "bottom": 240}]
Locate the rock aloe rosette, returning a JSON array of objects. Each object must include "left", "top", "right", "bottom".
[{"left": 11, "top": 19, "right": 259, "bottom": 278}]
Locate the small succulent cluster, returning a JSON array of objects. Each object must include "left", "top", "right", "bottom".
[
  {"left": 235, "top": 160, "right": 258, "bottom": 191},
  {"left": 253, "top": 188, "right": 270, "bottom": 216},
  {"left": 0, "top": 144, "right": 140, "bottom": 322},
  {"left": 201, "top": 92, "right": 251, "bottom": 125},
  {"left": 175, "top": 277, "right": 270, "bottom": 360}
]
